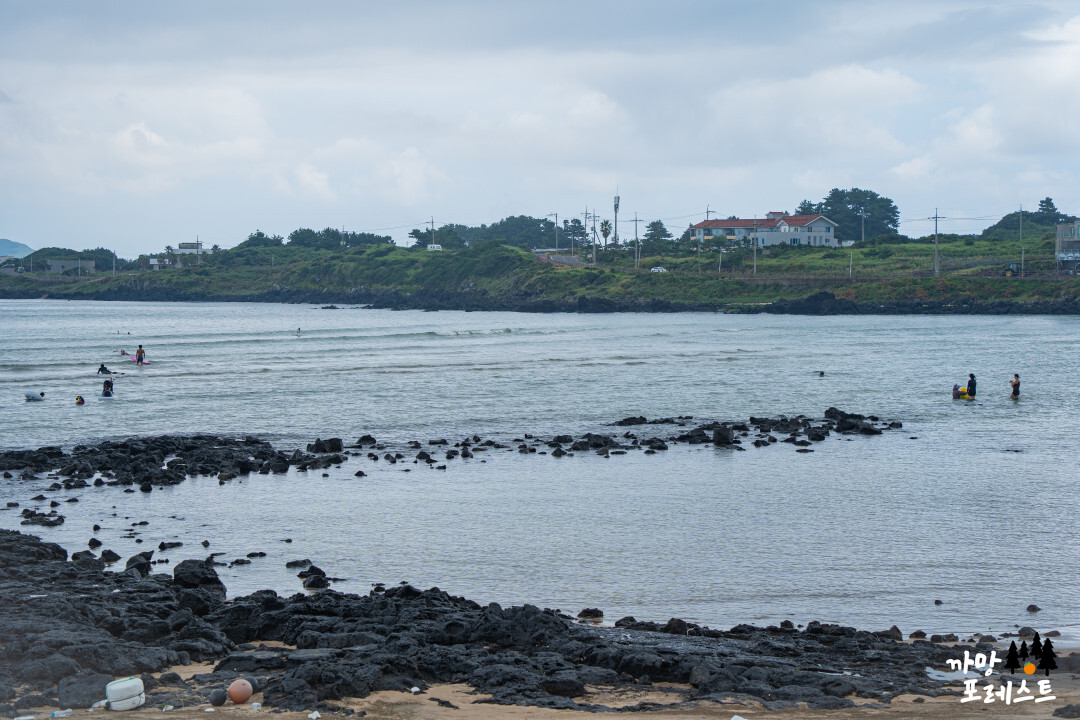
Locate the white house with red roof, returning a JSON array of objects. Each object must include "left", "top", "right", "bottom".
[{"left": 690, "top": 211, "right": 839, "bottom": 248}]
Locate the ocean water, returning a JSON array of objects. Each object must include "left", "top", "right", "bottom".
[{"left": 1, "top": 299, "right": 1077, "bottom": 640}]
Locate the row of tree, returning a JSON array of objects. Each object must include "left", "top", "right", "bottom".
[
  {"left": 238, "top": 228, "right": 393, "bottom": 250},
  {"left": 20, "top": 192, "right": 1073, "bottom": 271},
  {"left": 405, "top": 215, "right": 680, "bottom": 254}
]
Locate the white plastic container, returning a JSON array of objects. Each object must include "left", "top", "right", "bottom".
[{"left": 106, "top": 677, "right": 145, "bottom": 711}]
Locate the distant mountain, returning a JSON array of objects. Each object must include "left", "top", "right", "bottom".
[{"left": 0, "top": 239, "right": 34, "bottom": 258}]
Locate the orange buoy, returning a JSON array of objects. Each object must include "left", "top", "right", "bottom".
[{"left": 228, "top": 678, "right": 253, "bottom": 704}]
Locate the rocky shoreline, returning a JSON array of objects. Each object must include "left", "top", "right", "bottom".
[
  {"left": 1, "top": 409, "right": 899, "bottom": 518},
  {"left": 738, "top": 290, "right": 1080, "bottom": 315},
  {"left": 0, "top": 529, "right": 990, "bottom": 716},
  {"left": 5, "top": 415, "right": 1075, "bottom": 715},
  {"left": 5, "top": 284, "right": 1080, "bottom": 314}
]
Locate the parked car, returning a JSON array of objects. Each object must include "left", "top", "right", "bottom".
[{"left": 650, "top": 266, "right": 667, "bottom": 273}]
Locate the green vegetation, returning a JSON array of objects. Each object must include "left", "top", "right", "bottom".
[
  {"left": 2, "top": 200, "right": 1077, "bottom": 310},
  {"left": 795, "top": 188, "right": 900, "bottom": 241}
]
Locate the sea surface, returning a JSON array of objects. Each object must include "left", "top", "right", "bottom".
[{"left": 1, "top": 299, "right": 1077, "bottom": 641}]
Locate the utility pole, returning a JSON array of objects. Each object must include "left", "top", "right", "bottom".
[
  {"left": 932, "top": 208, "right": 942, "bottom": 276},
  {"left": 583, "top": 207, "right": 590, "bottom": 259},
  {"left": 849, "top": 251, "right": 853, "bottom": 279},
  {"left": 624, "top": 213, "right": 643, "bottom": 269},
  {"left": 1019, "top": 203, "right": 1023, "bottom": 247},
  {"left": 705, "top": 204, "right": 714, "bottom": 221},
  {"left": 753, "top": 238, "right": 757, "bottom": 275},
  {"left": 1021, "top": 246, "right": 1025, "bottom": 277},
  {"left": 547, "top": 213, "right": 559, "bottom": 254},
  {"left": 430, "top": 217, "right": 435, "bottom": 247},
  {"left": 590, "top": 211, "right": 599, "bottom": 264},
  {"left": 697, "top": 228, "right": 702, "bottom": 275},
  {"left": 860, "top": 210, "right": 865, "bottom": 245}
]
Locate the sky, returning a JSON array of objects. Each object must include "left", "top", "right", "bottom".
[{"left": 1, "top": 0, "right": 1079, "bottom": 257}]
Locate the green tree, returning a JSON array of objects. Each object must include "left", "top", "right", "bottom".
[
  {"left": 640, "top": 220, "right": 674, "bottom": 255},
  {"left": 163, "top": 246, "right": 174, "bottom": 267},
  {"left": 817, "top": 188, "right": 900, "bottom": 242},
  {"left": 644, "top": 220, "right": 672, "bottom": 244},
  {"left": 562, "top": 218, "right": 586, "bottom": 249},
  {"left": 287, "top": 228, "right": 322, "bottom": 248},
  {"left": 1037, "top": 197, "right": 1058, "bottom": 216},
  {"left": 796, "top": 199, "right": 819, "bottom": 215},
  {"left": 408, "top": 226, "right": 466, "bottom": 249},
  {"left": 600, "top": 219, "right": 612, "bottom": 249},
  {"left": 238, "top": 231, "right": 284, "bottom": 248}
]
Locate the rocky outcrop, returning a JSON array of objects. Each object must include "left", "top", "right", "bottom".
[
  {"left": 746, "top": 290, "right": 1080, "bottom": 315},
  {"left": 0, "top": 529, "right": 985, "bottom": 714}
]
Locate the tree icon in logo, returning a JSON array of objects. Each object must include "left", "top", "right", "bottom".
[
  {"left": 1038, "top": 638, "right": 1057, "bottom": 676},
  {"left": 1004, "top": 641, "right": 1021, "bottom": 674}
]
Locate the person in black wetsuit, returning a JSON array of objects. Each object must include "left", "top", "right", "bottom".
[
  {"left": 97, "top": 363, "right": 112, "bottom": 374},
  {"left": 1010, "top": 374, "right": 1020, "bottom": 398},
  {"left": 102, "top": 378, "right": 114, "bottom": 395},
  {"left": 967, "top": 374, "right": 977, "bottom": 398}
]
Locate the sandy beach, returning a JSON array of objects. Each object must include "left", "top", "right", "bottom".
[{"left": 68, "top": 668, "right": 1080, "bottom": 720}]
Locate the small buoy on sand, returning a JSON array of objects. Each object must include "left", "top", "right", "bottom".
[
  {"left": 228, "top": 679, "right": 253, "bottom": 704},
  {"left": 208, "top": 689, "right": 226, "bottom": 706}
]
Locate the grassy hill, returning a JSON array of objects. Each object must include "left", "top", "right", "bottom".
[{"left": 2, "top": 222, "right": 1078, "bottom": 312}]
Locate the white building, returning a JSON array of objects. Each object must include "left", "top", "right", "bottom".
[
  {"left": 1056, "top": 222, "right": 1080, "bottom": 262},
  {"left": 690, "top": 212, "right": 840, "bottom": 247},
  {"left": 44, "top": 259, "right": 95, "bottom": 275}
]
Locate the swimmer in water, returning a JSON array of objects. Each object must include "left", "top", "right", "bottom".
[{"left": 76, "top": 395, "right": 85, "bottom": 405}]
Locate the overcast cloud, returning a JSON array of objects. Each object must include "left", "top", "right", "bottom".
[{"left": 1, "top": 0, "right": 1078, "bottom": 256}]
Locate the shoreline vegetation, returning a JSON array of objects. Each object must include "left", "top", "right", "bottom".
[{"left": 3, "top": 207, "right": 1080, "bottom": 314}]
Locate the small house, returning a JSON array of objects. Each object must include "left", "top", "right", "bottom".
[{"left": 690, "top": 212, "right": 839, "bottom": 247}]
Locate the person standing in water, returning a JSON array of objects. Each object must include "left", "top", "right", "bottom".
[
  {"left": 296, "top": 328, "right": 301, "bottom": 336},
  {"left": 1010, "top": 374, "right": 1020, "bottom": 399},
  {"left": 967, "top": 373, "right": 977, "bottom": 398},
  {"left": 135, "top": 345, "right": 146, "bottom": 364}
]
